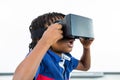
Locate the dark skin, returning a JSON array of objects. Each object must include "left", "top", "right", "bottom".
[
  {"left": 50, "top": 37, "right": 94, "bottom": 71},
  {"left": 13, "top": 23, "right": 94, "bottom": 80},
  {"left": 76, "top": 38, "right": 94, "bottom": 70}
]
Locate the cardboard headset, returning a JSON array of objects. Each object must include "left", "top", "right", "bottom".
[{"left": 31, "top": 14, "right": 94, "bottom": 39}]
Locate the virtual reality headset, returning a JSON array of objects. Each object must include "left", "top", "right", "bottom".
[
  {"left": 31, "top": 14, "right": 94, "bottom": 39},
  {"left": 56, "top": 14, "right": 94, "bottom": 39}
]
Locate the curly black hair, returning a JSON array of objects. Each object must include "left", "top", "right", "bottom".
[{"left": 29, "top": 12, "right": 65, "bottom": 50}]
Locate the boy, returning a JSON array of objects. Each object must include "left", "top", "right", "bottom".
[{"left": 13, "top": 12, "right": 94, "bottom": 80}]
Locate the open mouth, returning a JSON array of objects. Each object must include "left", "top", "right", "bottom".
[{"left": 67, "top": 39, "right": 75, "bottom": 48}]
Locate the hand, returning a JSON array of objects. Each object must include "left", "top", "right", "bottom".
[
  {"left": 79, "top": 38, "right": 94, "bottom": 49},
  {"left": 41, "top": 23, "right": 63, "bottom": 45}
]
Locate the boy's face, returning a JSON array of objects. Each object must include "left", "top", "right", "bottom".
[
  {"left": 48, "top": 17, "right": 75, "bottom": 54},
  {"left": 50, "top": 38, "right": 75, "bottom": 54}
]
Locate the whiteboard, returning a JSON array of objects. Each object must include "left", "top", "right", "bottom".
[{"left": 0, "top": 0, "right": 120, "bottom": 73}]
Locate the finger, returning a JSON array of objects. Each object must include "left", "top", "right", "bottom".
[
  {"left": 58, "top": 30, "right": 63, "bottom": 34},
  {"left": 55, "top": 23, "right": 62, "bottom": 29},
  {"left": 89, "top": 38, "right": 94, "bottom": 41},
  {"left": 79, "top": 38, "right": 84, "bottom": 41}
]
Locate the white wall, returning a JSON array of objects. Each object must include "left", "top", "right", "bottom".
[{"left": 0, "top": 0, "right": 120, "bottom": 73}]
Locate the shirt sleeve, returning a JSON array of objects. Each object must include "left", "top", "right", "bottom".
[
  {"left": 64, "top": 53, "right": 79, "bottom": 72},
  {"left": 34, "top": 62, "right": 44, "bottom": 80},
  {"left": 69, "top": 57, "right": 79, "bottom": 71}
]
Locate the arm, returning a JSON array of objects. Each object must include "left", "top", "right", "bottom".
[
  {"left": 13, "top": 23, "right": 63, "bottom": 80},
  {"left": 76, "top": 38, "right": 94, "bottom": 71}
]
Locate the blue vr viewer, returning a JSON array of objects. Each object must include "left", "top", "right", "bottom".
[{"left": 31, "top": 14, "right": 94, "bottom": 39}]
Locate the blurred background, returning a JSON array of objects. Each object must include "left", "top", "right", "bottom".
[{"left": 0, "top": 0, "right": 120, "bottom": 80}]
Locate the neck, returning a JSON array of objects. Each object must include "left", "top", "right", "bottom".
[{"left": 49, "top": 49, "right": 62, "bottom": 57}]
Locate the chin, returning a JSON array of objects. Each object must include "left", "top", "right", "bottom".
[{"left": 64, "top": 49, "right": 72, "bottom": 53}]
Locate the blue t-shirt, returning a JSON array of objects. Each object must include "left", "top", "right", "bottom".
[{"left": 34, "top": 49, "right": 79, "bottom": 80}]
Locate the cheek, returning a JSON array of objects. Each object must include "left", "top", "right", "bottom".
[
  {"left": 51, "top": 43, "right": 65, "bottom": 50},
  {"left": 52, "top": 43, "right": 64, "bottom": 50},
  {"left": 58, "top": 44, "right": 73, "bottom": 52},
  {"left": 51, "top": 41, "right": 73, "bottom": 53}
]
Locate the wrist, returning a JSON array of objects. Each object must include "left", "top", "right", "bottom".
[
  {"left": 38, "top": 38, "right": 51, "bottom": 48},
  {"left": 83, "top": 47, "right": 90, "bottom": 50}
]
